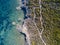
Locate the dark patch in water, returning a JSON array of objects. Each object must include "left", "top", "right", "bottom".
[
  {"left": 0, "top": 42, "right": 4, "bottom": 45},
  {"left": 21, "top": 6, "right": 31, "bottom": 19},
  {"left": 20, "top": 32, "right": 26, "bottom": 37},
  {"left": 24, "top": 16, "right": 28, "bottom": 19},
  {"left": 21, "top": 6, "right": 27, "bottom": 15},
  {"left": 20, "top": 32, "right": 26, "bottom": 41},
  {"left": 0, "top": 36, "right": 4, "bottom": 45},
  {"left": 1, "top": 38, "right": 4, "bottom": 41},
  {"left": 21, "top": 0, "right": 25, "bottom": 4},
  {"left": 21, "top": 0, "right": 24, "bottom": 2}
]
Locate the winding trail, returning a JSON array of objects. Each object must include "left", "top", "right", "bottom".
[
  {"left": 32, "top": 0, "right": 47, "bottom": 45},
  {"left": 22, "top": 0, "right": 47, "bottom": 45},
  {"left": 39, "top": 0, "right": 46, "bottom": 45},
  {"left": 33, "top": 7, "right": 46, "bottom": 45},
  {"left": 16, "top": 0, "right": 47, "bottom": 45}
]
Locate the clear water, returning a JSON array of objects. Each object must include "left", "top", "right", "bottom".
[{"left": 0, "top": 0, "right": 25, "bottom": 45}]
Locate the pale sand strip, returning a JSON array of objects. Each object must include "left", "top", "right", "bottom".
[
  {"left": 16, "top": 23, "right": 31, "bottom": 45},
  {"left": 22, "top": 24, "right": 31, "bottom": 45}
]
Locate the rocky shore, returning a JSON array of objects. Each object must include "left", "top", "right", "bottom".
[{"left": 16, "top": 0, "right": 31, "bottom": 45}]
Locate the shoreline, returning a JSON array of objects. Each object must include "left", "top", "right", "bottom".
[
  {"left": 21, "top": 0, "right": 31, "bottom": 19},
  {"left": 21, "top": 0, "right": 31, "bottom": 45},
  {"left": 16, "top": 23, "right": 31, "bottom": 45},
  {"left": 22, "top": 23, "right": 31, "bottom": 45},
  {"left": 16, "top": 0, "right": 31, "bottom": 45}
]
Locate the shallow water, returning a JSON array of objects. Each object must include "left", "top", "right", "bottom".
[{"left": 0, "top": 0, "right": 25, "bottom": 45}]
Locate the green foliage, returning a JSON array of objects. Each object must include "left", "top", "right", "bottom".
[
  {"left": 42, "top": 0, "right": 60, "bottom": 3},
  {"left": 42, "top": 1, "right": 60, "bottom": 45}
]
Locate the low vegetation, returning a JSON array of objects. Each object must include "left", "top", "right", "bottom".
[
  {"left": 42, "top": 0, "right": 60, "bottom": 45},
  {"left": 27, "top": 0, "right": 60, "bottom": 45}
]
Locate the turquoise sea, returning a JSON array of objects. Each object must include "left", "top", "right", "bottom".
[{"left": 0, "top": 0, "right": 25, "bottom": 45}]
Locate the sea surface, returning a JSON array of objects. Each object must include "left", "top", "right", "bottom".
[{"left": 0, "top": 0, "right": 25, "bottom": 45}]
